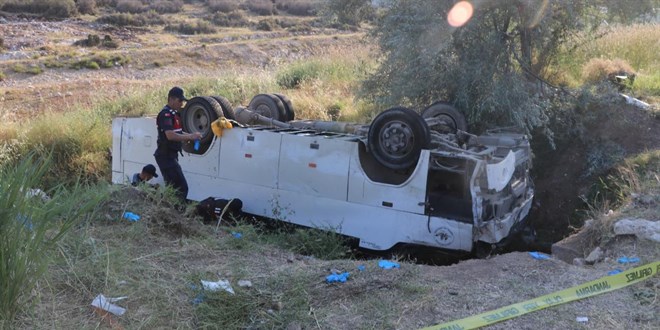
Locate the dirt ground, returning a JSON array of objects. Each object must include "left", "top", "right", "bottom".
[{"left": 2, "top": 17, "right": 658, "bottom": 329}]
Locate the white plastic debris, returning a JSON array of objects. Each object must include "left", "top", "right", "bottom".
[
  {"left": 576, "top": 316, "right": 589, "bottom": 323},
  {"left": 238, "top": 280, "right": 253, "bottom": 288},
  {"left": 201, "top": 279, "right": 235, "bottom": 294},
  {"left": 91, "top": 294, "right": 128, "bottom": 316},
  {"left": 620, "top": 94, "right": 650, "bottom": 110}
]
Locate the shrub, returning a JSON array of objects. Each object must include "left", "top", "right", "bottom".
[
  {"left": 210, "top": 11, "right": 249, "bottom": 27},
  {"left": 73, "top": 34, "right": 101, "bottom": 47},
  {"left": 76, "top": 0, "right": 97, "bottom": 15},
  {"left": 97, "top": 11, "right": 164, "bottom": 26},
  {"left": 276, "top": 0, "right": 318, "bottom": 16},
  {"left": 149, "top": 0, "right": 184, "bottom": 14},
  {"left": 582, "top": 58, "right": 636, "bottom": 85},
  {"left": 165, "top": 21, "right": 216, "bottom": 35},
  {"left": 0, "top": 71, "right": 5, "bottom": 81},
  {"left": 246, "top": 0, "right": 274, "bottom": 15},
  {"left": 206, "top": 0, "right": 237, "bottom": 13},
  {"left": 95, "top": 0, "right": 118, "bottom": 7},
  {"left": 70, "top": 54, "right": 129, "bottom": 70},
  {"left": 101, "top": 35, "right": 119, "bottom": 48},
  {"left": 0, "top": 36, "right": 4, "bottom": 49},
  {"left": 12, "top": 64, "right": 43, "bottom": 75},
  {"left": 116, "top": 0, "right": 146, "bottom": 13},
  {"left": 0, "top": 154, "right": 105, "bottom": 321},
  {"left": 276, "top": 61, "right": 324, "bottom": 89},
  {"left": 256, "top": 18, "right": 276, "bottom": 31},
  {"left": 1, "top": 0, "right": 78, "bottom": 19}
]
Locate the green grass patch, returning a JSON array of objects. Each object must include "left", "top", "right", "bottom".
[
  {"left": 70, "top": 54, "right": 129, "bottom": 70},
  {"left": 551, "top": 24, "right": 660, "bottom": 96},
  {"left": 0, "top": 154, "right": 106, "bottom": 322},
  {"left": 11, "top": 63, "right": 43, "bottom": 75}
]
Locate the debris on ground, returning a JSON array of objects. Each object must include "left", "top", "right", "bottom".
[
  {"left": 378, "top": 260, "right": 400, "bottom": 269},
  {"left": 326, "top": 272, "right": 350, "bottom": 283},
  {"left": 528, "top": 251, "right": 551, "bottom": 260},
  {"left": 91, "top": 294, "right": 127, "bottom": 316},
  {"left": 201, "top": 279, "right": 235, "bottom": 294}
]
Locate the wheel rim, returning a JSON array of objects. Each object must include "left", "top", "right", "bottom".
[
  {"left": 188, "top": 104, "right": 210, "bottom": 134},
  {"left": 253, "top": 103, "right": 276, "bottom": 118},
  {"left": 378, "top": 120, "right": 415, "bottom": 160}
]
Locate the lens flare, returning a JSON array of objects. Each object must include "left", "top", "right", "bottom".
[{"left": 447, "top": 1, "right": 474, "bottom": 27}]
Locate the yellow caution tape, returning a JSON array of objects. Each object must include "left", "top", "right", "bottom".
[{"left": 422, "top": 261, "right": 659, "bottom": 330}]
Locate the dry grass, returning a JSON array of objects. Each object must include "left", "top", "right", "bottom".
[
  {"left": 552, "top": 23, "right": 660, "bottom": 96},
  {"left": 581, "top": 58, "right": 635, "bottom": 84}
]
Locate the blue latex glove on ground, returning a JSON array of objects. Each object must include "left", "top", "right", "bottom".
[
  {"left": 378, "top": 260, "right": 400, "bottom": 269},
  {"left": 326, "top": 272, "right": 350, "bottom": 283}
]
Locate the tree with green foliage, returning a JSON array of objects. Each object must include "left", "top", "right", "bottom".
[
  {"left": 325, "top": 0, "right": 375, "bottom": 26},
  {"left": 361, "top": 0, "right": 655, "bottom": 134}
]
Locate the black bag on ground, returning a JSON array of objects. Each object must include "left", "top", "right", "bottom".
[{"left": 196, "top": 197, "right": 243, "bottom": 223}]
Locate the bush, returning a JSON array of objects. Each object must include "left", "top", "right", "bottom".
[
  {"left": 165, "top": 21, "right": 216, "bottom": 35},
  {"left": 1, "top": 0, "right": 78, "bottom": 19},
  {"left": 116, "top": 0, "right": 146, "bottom": 13},
  {"left": 256, "top": 18, "right": 276, "bottom": 31},
  {"left": 73, "top": 34, "right": 101, "bottom": 47},
  {"left": 0, "top": 71, "right": 6, "bottom": 81},
  {"left": 246, "top": 0, "right": 274, "bottom": 15},
  {"left": 70, "top": 54, "right": 129, "bottom": 70},
  {"left": 101, "top": 35, "right": 119, "bottom": 48},
  {"left": 76, "top": 0, "right": 97, "bottom": 15},
  {"left": 276, "top": 61, "right": 324, "bottom": 88},
  {"left": 97, "top": 11, "right": 164, "bottom": 26},
  {"left": 582, "top": 58, "right": 636, "bottom": 85},
  {"left": 0, "top": 154, "right": 105, "bottom": 321},
  {"left": 206, "top": 0, "right": 237, "bottom": 13},
  {"left": 149, "top": 0, "right": 184, "bottom": 14},
  {"left": 276, "top": 0, "right": 318, "bottom": 16},
  {"left": 0, "top": 36, "right": 4, "bottom": 49},
  {"left": 12, "top": 64, "right": 43, "bottom": 75},
  {"left": 210, "top": 11, "right": 249, "bottom": 27}
]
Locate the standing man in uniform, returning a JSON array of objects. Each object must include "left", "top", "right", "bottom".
[{"left": 154, "top": 86, "right": 202, "bottom": 203}]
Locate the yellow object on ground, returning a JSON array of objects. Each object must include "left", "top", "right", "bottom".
[{"left": 211, "top": 117, "right": 233, "bottom": 137}]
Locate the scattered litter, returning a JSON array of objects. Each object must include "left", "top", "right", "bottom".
[
  {"left": 91, "top": 294, "right": 127, "bottom": 316},
  {"left": 238, "top": 280, "right": 252, "bottom": 288},
  {"left": 620, "top": 93, "right": 650, "bottom": 110},
  {"left": 122, "top": 211, "right": 140, "bottom": 222},
  {"left": 231, "top": 232, "right": 242, "bottom": 238},
  {"left": 608, "top": 269, "right": 623, "bottom": 276},
  {"left": 576, "top": 316, "right": 589, "bottom": 323},
  {"left": 378, "top": 260, "right": 400, "bottom": 269},
  {"left": 529, "top": 252, "right": 551, "bottom": 260},
  {"left": 326, "top": 272, "right": 350, "bottom": 283},
  {"left": 617, "top": 256, "right": 640, "bottom": 264},
  {"left": 201, "top": 279, "right": 235, "bottom": 294},
  {"left": 16, "top": 214, "right": 33, "bottom": 231},
  {"left": 604, "top": 209, "right": 614, "bottom": 216},
  {"left": 357, "top": 265, "right": 366, "bottom": 271},
  {"left": 192, "top": 293, "right": 205, "bottom": 305}
]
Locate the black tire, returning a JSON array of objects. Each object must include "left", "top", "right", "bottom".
[
  {"left": 248, "top": 94, "right": 287, "bottom": 122},
  {"left": 182, "top": 96, "right": 223, "bottom": 145},
  {"left": 367, "top": 107, "right": 431, "bottom": 170},
  {"left": 273, "top": 93, "right": 295, "bottom": 122},
  {"left": 421, "top": 102, "right": 468, "bottom": 133},
  {"left": 210, "top": 95, "right": 236, "bottom": 120}
]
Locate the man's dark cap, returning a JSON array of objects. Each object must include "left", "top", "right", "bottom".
[
  {"left": 168, "top": 86, "right": 188, "bottom": 101},
  {"left": 143, "top": 164, "right": 158, "bottom": 178}
]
